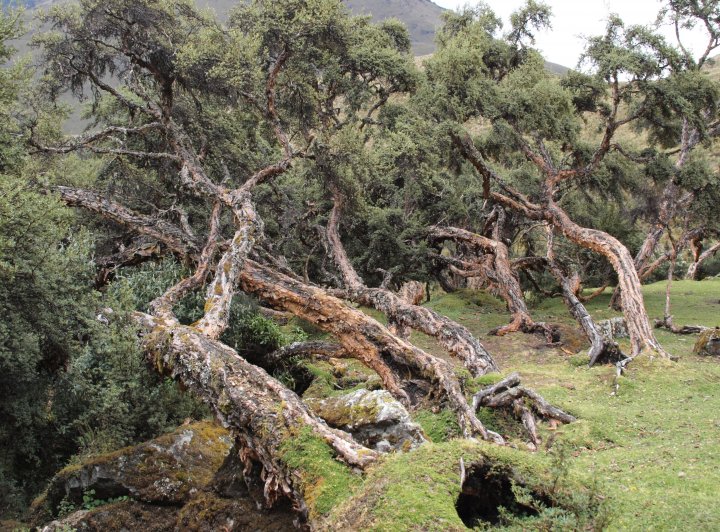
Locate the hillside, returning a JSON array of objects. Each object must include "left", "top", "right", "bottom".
[
  {"left": 194, "top": 0, "right": 446, "bottom": 54},
  {"left": 345, "top": 0, "right": 444, "bottom": 55},
  {"left": 12, "top": 0, "right": 575, "bottom": 68}
]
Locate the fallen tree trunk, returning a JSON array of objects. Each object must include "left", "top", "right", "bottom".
[
  {"left": 238, "top": 259, "right": 501, "bottom": 442},
  {"left": 332, "top": 285, "right": 499, "bottom": 376}
]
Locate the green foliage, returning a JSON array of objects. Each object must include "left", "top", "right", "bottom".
[
  {"left": 0, "top": 17, "right": 110, "bottom": 507},
  {"left": 3, "top": 0, "right": 720, "bottom": 527},
  {"left": 80, "top": 490, "right": 130, "bottom": 511},
  {"left": 56, "top": 489, "right": 130, "bottom": 517}
]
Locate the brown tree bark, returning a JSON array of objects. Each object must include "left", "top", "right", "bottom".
[
  {"left": 545, "top": 228, "right": 624, "bottom": 366},
  {"left": 430, "top": 226, "right": 552, "bottom": 339},
  {"left": 686, "top": 241, "right": 720, "bottom": 280},
  {"left": 325, "top": 191, "right": 500, "bottom": 376},
  {"left": 544, "top": 201, "right": 669, "bottom": 357},
  {"left": 54, "top": 186, "right": 201, "bottom": 258},
  {"left": 453, "top": 131, "right": 669, "bottom": 358},
  {"left": 135, "top": 313, "right": 376, "bottom": 520},
  {"left": 238, "top": 259, "right": 501, "bottom": 442}
]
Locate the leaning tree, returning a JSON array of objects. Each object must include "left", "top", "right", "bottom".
[
  {"left": 599, "top": 0, "right": 720, "bottom": 306},
  {"left": 411, "top": 3, "right": 720, "bottom": 358},
  {"left": 29, "top": 0, "right": 580, "bottom": 521}
]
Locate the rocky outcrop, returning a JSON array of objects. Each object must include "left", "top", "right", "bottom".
[
  {"left": 44, "top": 422, "right": 232, "bottom": 510},
  {"left": 34, "top": 422, "right": 296, "bottom": 531},
  {"left": 306, "top": 389, "right": 427, "bottom": 452}
]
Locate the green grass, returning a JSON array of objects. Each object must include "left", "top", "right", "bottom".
[
  {"left": 280, "top": 427, "right": 362, "bottom": 518},
  {"left": 407, "top": 278, "right": 720, "bottom": 531},
  {"left": 303, "top": 279, "right": 720, "bottom": 529}
]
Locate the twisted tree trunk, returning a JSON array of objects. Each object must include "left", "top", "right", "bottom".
[
  {"left": 545, "top": 229, "right": 624, "bottom": 366},
  {"left": 454, "top": 129, "right": 669, "bottom": 358},
  {"left": 544, "top": 201, "right": 668, "bottom": 357},
  {"left": 135, "top": 313, "right": 376, "bottom": 521},
  {"left": 686, "top": 241, "right": 720, "bottom": 280},
  {"left": 238, "top": 259, "right": 501, "bottom": 441},
  {"left": 430, "top": 226, "right": 552, "bottom": 339},
  {"left": 325, "top": 191, "right": 499, "bottom": 376}
]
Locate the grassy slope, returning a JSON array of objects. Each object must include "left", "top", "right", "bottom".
[{"left": 404, "top": 279, "right": 720, "bottom": 530}]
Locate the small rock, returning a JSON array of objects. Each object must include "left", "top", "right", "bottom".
[
  {"left": 694, "top": 328, "right": 720, "bottom": 357},
  {"left": 678, "top": 471, "right": 686, "bottom": 478},
  {"left": 376, "top": 440, "right": 392, "bottom": 453}
]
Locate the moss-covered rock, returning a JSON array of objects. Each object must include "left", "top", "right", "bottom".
[
  {"left": 40, "top": 501, "right": 177, "bottom": 532},
  {"left": 42, "top": 422, "right": 232, "bottom": 516},
  {"left": 694, "top": 328, "right": 720, "bottom": 356},
  {"left": 36, "top": 422, "right": 298, "bottom": 531},
  {"left": 306, "top": 389, "right": 426, "bottom": 452},
  {"left": 176, "top": 491, "right": 294, "bottom": 531}
]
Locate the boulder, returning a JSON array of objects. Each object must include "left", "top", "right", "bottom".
[
  {"left": 306, "top": 389, "right": 426, "bottom": 452},
  {"left": 44, "top": 422, "right": 232, "bottom": 512},
  {"left": 694, "top": 328, "right": 720, "bottom": 357},
  {"left": 40, "top": 501, "right": 177, "bottom": 532},
  {"left": 36, "top": 421, "right": 297, "bottom": 531}
]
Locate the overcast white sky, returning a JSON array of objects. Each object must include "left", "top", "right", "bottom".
[{"left": 431, "top": 0, "right": 713, "bottom": 68}]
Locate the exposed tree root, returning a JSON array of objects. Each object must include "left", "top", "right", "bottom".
[
  {"left": 488, "top": 316, "right": 558, "bottom": 344},
  {"left": 472, "top": 373, "right": 575, "bottom": 448}
]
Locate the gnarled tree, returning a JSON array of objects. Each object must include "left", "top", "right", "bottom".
[
  {"left": 33, "top": 0, "right": 570, "bottom": 520},
  {"left": 417, "top": 5, "right": 693, "bottom": 357}
]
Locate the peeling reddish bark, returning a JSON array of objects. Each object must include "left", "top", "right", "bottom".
[
  {"left": 238, "top": 259, "right": 500, "bottom": 441},
  {"left": 135, "top": 313, "right": 376, "bottom": 520},
  {"left": 431, "top": 226, "right": 552, "bottom": 339},
  {"left": 325, "top": 191, "right": 499, "bottom": 376},
  {"left": 453, "top": 130, "right": 669, "bottom": 358},
  {"left": 686, "top": 241, "right": 720, "bottom": 280}
]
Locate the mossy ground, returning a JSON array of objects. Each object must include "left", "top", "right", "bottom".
[
  {"left": 313, "top": 279, "right": 720, "bottom": 530},
  {"left": 280, "top": 427, "right": 363, "bottom": 518}
]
